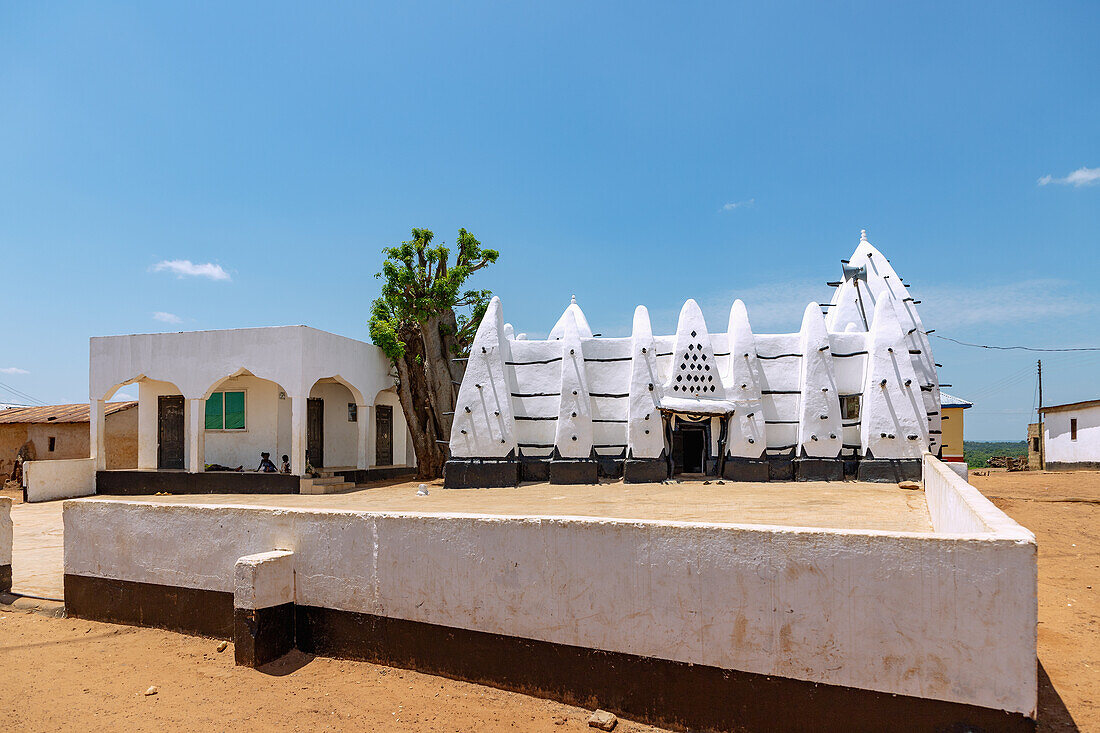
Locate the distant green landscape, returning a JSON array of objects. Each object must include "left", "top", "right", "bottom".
[{"left": 963, "top": 441, "right": 1028, "bottom": 468}]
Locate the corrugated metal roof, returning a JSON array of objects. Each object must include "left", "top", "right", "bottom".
[
  {"left": 0, "top": 401, "right": 137, "bottom": 424},
  {"left": 1038, "top": 398, "right": 1100, "bottom": 414},
  {"left": 940, "top": 392, "right": 973, "bottom": 409}
]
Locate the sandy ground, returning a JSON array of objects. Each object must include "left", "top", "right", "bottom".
[
  {"left": 0, "top": 612, "right": 667, "bottom": 733},
  {"left": 969, "top": 470, "right": 1100, "bottom": 732},
  {"left": 1, "top": 470, "right": 1096, "bottom": 731},
  {"left": 89, "top": 477, "right": 935, "bottom": 532}
]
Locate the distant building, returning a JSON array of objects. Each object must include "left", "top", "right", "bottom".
[
  {"left": 939, "top": 392, "right": 972, "bottom": 463},
  {"left": 0, "top": 402, "right": 138, "bottom": 478},
  {"left": 1035, "top": 399, "right": 1100, "bottom": 470}
]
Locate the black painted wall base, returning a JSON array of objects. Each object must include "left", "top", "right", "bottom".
[
  {"left": 596, "top": 455, "right": 624, "bottom": 479},
  {"left": 520, "top": 459, "right": 550, "bottom": 483},
  {"left": 795, "top": 458, "right": 845, "bottom": 482},
  {"left": 1044, "top": 461, "right": 1100, "bottom": 471},
  {"left": 0, "top": 563, "right": 10, "bottom": 594},
  {"left": 723, "top": 458, "right": 769, "bottom": 482},
  {"left": 63, "top": 574, "right": 1034, "bottom": 733},
  {"left": 295, "top": 604, "right": 1032, "bottom": 733},
  {"left": 97, "top": 470, "right": 300, "bottom": 496},
  {"left": 768, "top": 458, "right": 795, "bottom": 481},
  {"left": 234, "top": 603, "right": 296, "bottom": 667},
  {"left": 857, "top": 459, "right": 922, "bottom": 483},
  {"left": 65, "top": 573, "right": 233, "bottom": 639},
  {"left": 623, "top": 458, "right": 668, "bottom": 483},
  {"left": 443, "top": 459, "right": 520, "bottom": 489},
  {"left": 549, "top": 459, "right": 599, "bottom": 485},
  {"left": 333, "top": 466, "right": 417, "bottom": 485}
]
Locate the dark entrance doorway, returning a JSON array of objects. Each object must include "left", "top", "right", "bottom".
[
  {"left": 672, "top": 423, "right": 708, "bottom": 474},
  {"left": 375, "top": 404, "right": 393, "bottom": 466},
  {"left": 157, "top": 395, "right": 185, "bottom": 469},
  {"left": 307, "top": 398, "right": 324, "bottom": 468}
]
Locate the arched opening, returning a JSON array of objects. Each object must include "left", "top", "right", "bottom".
[
  {"left": 307, "top": 377, "right": 362, "bottom": 469},
  {"left": 201, "top": 369, "right": 291, "bottom": 472},
  {"left": 102, "top": 375, "right": 188, "bottom": 470}
]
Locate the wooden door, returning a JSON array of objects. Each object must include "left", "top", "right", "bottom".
[
  {"left": 307, "top": 398, "right": 324, "bottom": 468},
  {"left": 375, "top": 405, "right": 393, "bottom": 466},
  {"left": 157, "top": 395, "right": 185, "bottom": 469}
]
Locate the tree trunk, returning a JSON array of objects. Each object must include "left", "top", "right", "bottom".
[{"left": 392, "top": 317, "right": 466, "bottom": 480}]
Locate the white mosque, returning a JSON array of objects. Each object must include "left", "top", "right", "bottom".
[{"left": 445, "top": 231, "right": 941, "bottom": 487}]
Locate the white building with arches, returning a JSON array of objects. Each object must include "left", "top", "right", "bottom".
[{"left": 88, "top": 325, "right": 413, "bottom": 493}]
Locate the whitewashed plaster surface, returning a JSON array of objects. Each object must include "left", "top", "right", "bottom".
[
  {"left": 24, "top": 458, "right": 96, "bottom": 502},
  {"left": 1043, "top": 403, "right": 1100, "bottom": 464},
  {"left": 0, "top": 497, "right": 11, "bottom": 566},
  {"left": 450, "top": 233, "right": 940, "bottom": 463},
  {"left": 234, "top": 550, "right": 295, "bottom": 610},
  {"left": 64, "top": 462, "right": 1036, "bottom": 716}
]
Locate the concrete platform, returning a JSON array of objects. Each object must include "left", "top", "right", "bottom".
[{"left": 87, "top": 479, "right": 935, "bottom": 533}]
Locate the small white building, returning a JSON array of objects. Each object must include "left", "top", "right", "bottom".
[
  {"left": 89, "top": 325, "right": 414, "bottom": 491},
  {"left": 1037, "top": 399, "right": 1100, "bottom": 470}
]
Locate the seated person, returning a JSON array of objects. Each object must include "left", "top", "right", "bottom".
[
  {"left": 281, "top": 454, "right": 291, "bottom": 473},
  {"left": 256, "top": 452, "right": 278, "bottom": 473}
]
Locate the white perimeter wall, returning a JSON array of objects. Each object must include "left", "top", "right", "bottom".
[
  {"left": 0, "top": 497, "right": 11, "bottom": 566},
  {"left": 65, "top": 480, "right": 1037, "bottom": 716},
  {"left": 24, "top": 458, "right": 96, "bottom": 502},
  {"left": 1044, "top": 404, "right": 1100, "bottom": 464}
]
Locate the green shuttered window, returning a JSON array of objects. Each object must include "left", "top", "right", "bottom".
[{"left": 205, "top": 390, "right": 245, "bottom": 430}]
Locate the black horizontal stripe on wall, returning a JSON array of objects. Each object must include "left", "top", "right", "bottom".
[
  {"left": 713, "top": 352, "right": 731, "bottom": 357},
  {"left": 766, "top": 444, "right": 798, "bottom": 451},
  {"left": 593, "top": 419, "right": 627, "bottom": 423},
  {"left": 758, "top": 353, "right": 802, "bottom": 360},
  {"left": 762, "top": 390, "right": 800, "bottom": 395},
  {"left": 842, "top": 421, "right": 860, "bottom": 427},
  {"left": 765, "top": 420, "right": 799, "bottom": 425},
  {"left": 656, "top": 352, "right": 673, "bottom": 357},
  {"left": 506, "top": 357, "right": 562, "bottom": 366},
  {"left": 842, "top": 444, "right": 861, "bottom": 449},
  {"left": 517, "top": 443, "right": 555, "bottom": 448},
  {"left": 515, "top": 416, "right": 558, "bottom": 421},
  {"left": 591, "top": 392, "right": 629, "bottom": 398},
  {"left": 511, "top": 392, "right": 559, "bottom": 397},
  {"left": 584, "top": 356, "right": 632, "bottom": 363},
  {"left": 832, "top": 351, "right": 868, "bottom": 358}
]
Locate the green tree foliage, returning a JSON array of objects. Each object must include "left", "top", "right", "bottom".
[
  {"left": 963, "top": 441, "right": 1027, "bottom": 468},
  {"left": 369, "top": 228, "right": 498, "bottom": 478}
]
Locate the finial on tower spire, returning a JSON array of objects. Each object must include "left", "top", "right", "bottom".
[
  {"left": 570, "top": 294, "right": 577, "bottom": 305},
  {"left": 860, "top": 229, "right": 868, "bottom": 242}
]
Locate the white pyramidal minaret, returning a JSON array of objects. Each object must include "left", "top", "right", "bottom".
[{"left": 446, "top": 231, "right": 940, "bottom": 488}]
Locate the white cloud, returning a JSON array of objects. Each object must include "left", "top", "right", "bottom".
[
  {"left": 151, "top": 259, "right": 231, "bottom": 281},
  {"left": 1037, "top": 166, "right": 1100, "bottom": 187},
  {"left": 153, "top": 311, "right": 183, "bottom": 324},
  {"left": 918, "top": 279, "right": 1095, "bottom": 328},
  {"left": 110, "top": 392, "right": 136, "bottom": 402},
  {"left": 721, "top": 198, "right": 755, "bottom": 211},
  {"left": 0, "top": 367, "right": 29, "bottom": 375}
]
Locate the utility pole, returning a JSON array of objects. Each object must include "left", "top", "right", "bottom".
[{"left": 1038, "top": 359, "right": 1044, "bottom": 471}]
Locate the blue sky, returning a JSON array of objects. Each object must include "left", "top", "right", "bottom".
[{"left": 1, "top": 1, "right": 1098, "bottom": 439}]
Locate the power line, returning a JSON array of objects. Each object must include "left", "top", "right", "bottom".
[
  {"left": 0, "top": 380, "right": 47, "bottom": 406},
  {"left": 929, "top": 334, "right": 1100, "bottom": 352}
]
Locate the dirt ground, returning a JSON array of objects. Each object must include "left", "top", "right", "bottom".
[
  {"left": 0, "top": 470, "right": 1096, "bottom": 731},
  {"left": 969, "top": 469, "right": 1100, "bottom": 732}
]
